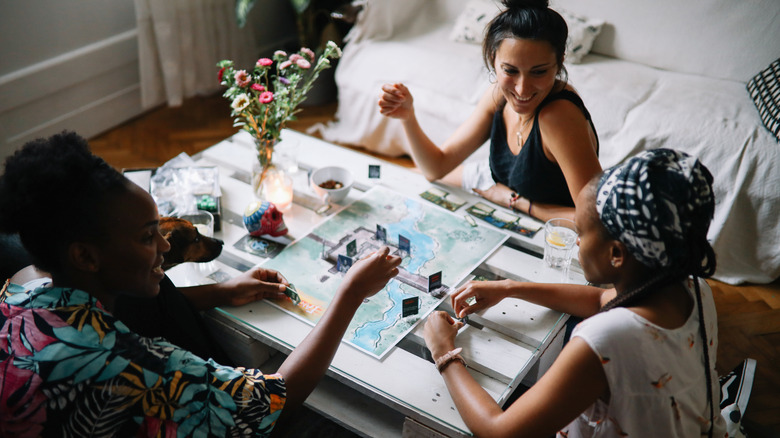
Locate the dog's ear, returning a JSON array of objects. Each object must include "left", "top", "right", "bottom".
[{"left": 67, "top": 241, "right": 100, "bottom": 273}]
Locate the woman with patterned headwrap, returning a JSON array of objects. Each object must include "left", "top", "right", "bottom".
[{"left": 423, "top": 148, "right": 726, "bottom": 437}]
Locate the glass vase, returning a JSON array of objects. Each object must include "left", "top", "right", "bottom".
[{"left": 250, "top": 137, "right": 277, "bottom": 197}]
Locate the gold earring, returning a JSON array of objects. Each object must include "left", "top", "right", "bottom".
[{"left": 611, "top": 260, "right": 617, "bottom": 267}]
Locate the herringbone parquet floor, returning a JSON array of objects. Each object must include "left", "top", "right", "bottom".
[{"left": 89, "top": 93, "right": 780, "bottom": 437}]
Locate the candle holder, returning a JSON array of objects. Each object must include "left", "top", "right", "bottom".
[{"left": 260, "top": 167, "right": 294, "bottom": 212}]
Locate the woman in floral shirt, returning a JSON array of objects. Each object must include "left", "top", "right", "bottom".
[{"left": 0, "top": 131, "right": 401, "bottom": 436}]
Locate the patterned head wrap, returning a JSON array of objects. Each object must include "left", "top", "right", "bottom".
[{"left": 595, "top": 148, "right": 715, "bottom": 271}]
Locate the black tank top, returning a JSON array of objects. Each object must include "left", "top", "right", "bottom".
[{"left": 489, "top": 89, "right": 599, "bottom": 207}]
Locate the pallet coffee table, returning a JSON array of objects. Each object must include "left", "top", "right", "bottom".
[{"left": 167, "top": 129, "right": 586, "bottom": 437}]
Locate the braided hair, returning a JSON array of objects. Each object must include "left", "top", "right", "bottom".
[
  {"left": 595, "top": 148, "right": 717, "bottom": 437},
  {"left": 483, "top": 0, "right": 569, "bottom": 82},
  {"left": 0, "top": 131, "right": 129, "bottom": 276}
]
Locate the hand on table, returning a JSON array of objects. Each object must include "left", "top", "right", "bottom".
[
  {"left": 451, "top": 279, "right": 511, "bottom": 318},
  {"left": 218, "top": 266, "right": 289, "bottom": 307},
  {"left": 472, "top": 182, "right": 515, "bottom": 209},
  {"left": 423, "top": 311, "right": 464, "bottom": 360},
  {"left": 378, "top": 83, "right": 414, "bottom": 120}
]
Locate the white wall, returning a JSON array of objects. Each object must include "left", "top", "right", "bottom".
[
  {"left": 0, "top": 0, "right": 297, "bottom": 161},
  {"left": 0, "top": 0, "right": 141, "bottom": 160}
]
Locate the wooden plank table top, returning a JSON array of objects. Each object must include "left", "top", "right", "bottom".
[{"left": 168, "top": 129, "right": 586, "bottom": 437}]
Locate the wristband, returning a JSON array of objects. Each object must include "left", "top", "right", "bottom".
[
  {"left": 434, "top": 347, "right": 466, "bottom": 373},
  {"left": 509, "top": 192, "right": 520, "bottom": 211}
]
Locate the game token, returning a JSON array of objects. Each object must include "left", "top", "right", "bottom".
[
  {"left": 346, "top": 239, "right": 357, "bottom": 257},
  {"left": 337, "top": 254, "right": 353, "bottom": 272},
  {"left": 368, "top": 164, "right": 381, "bottom": 179},
  {"left": 284, "top": 284, "right": 301, "bottom": 306},
  {"left": 464, "top": 214, "right": 477, "bottom": 227},
  {"left": 402, "top": 297, "right": 420, "bottom": 317},
  {"left": 376, "top": 224, "right": 387, "bottom": 242},
  {"left": 428, "top": 271, "right": 442, "bottom": 292},
  {"left": 399, "top": 234, "right": 411, "bottom": 255}
]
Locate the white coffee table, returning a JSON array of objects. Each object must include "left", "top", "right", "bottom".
[{"left": 167, "top": 129, "right": 586, "bottom": 438}]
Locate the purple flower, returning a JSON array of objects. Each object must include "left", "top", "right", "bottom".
[{"left": 279, "top": 77, "right": 290, "bottom": 85}]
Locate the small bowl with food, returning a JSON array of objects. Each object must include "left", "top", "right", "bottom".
[{"left": 310, "top": 166, "right": 354, "bottom": 204}]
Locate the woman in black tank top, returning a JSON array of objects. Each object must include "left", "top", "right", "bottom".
[{"left": 379, "top": 0, "right": 601, "bottom": 222}]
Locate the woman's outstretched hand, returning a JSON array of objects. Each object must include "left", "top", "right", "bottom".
[
  {"left": 451, "top": 279, "right": 511, "bottom": 318},
  {"left": 338, "top": 246, "right": 402, "bottom": 303},
  {"left": 423, "top": 311, "right": 464, "bottom": 360},
  {"left": 378, "top": 83, "right": 414, "bottom": 120}
]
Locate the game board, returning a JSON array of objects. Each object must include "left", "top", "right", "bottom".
[{"left": 261, "top": 186, "right": 508, "bottom": 359}]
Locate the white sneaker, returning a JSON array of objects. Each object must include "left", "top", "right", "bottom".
[{"left": 719, "top": 358, "right": 757, "bottom": 437}]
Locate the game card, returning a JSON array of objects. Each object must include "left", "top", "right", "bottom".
[
  {"left": 466, "top": 202, "right": 542, "bottom": 237},
  {"left": 420, "top": 187, "right": 467, "bottom": 211}
]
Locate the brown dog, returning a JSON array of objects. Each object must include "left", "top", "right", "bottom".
[{"left": 160, "top": 217, "right": 224, "bottom": 270}]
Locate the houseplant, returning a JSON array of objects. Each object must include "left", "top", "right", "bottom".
[{"left": 217, "top": 41, "right": 341, "bottom": 194}]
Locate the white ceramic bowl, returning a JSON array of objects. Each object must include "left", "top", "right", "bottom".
[{"left": 310, "top": 166, "right": 354, "bottom": 203}]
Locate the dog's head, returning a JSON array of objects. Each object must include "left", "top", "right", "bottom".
[{"left": 160, "top": 217, "right": 224, "bottom": 270}]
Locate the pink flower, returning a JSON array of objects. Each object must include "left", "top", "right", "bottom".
[
  {"left": 301, "top": 48, "right": 315, "bottom": 61},
  {"left": 274, "top": 50, "right": 287, "bottom": 57},
  {"left": 251, "top": 83, "right": 265, "bottom": 92},
  {"left": 234, "top": 70, "right": 251, "bottom": 87},
  {"left": 279, "top": 60, "right": 292, "bottom": 70},
  {"left": 296, "top": 59, "right": 311, "bottom": 69},
  {"left": 259, "top": 91, "right": 274, "bottom": 103},
  {"left": 289, "top": 54, "right": 303, "bottom": 63},
  {"left": 256, "top": 58, "right": 273, "bottom": 67}
]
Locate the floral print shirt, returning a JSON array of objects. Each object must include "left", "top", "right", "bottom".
[
  {"left": 0, "top": 284, "right": 286, "bottom": 437},
  {"left": 558, "top": 278, "right": 726, "bottom": 438}
]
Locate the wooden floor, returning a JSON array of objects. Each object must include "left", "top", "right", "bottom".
[{"left": 89, "top": 93, "right": 780, "bottom": 437}]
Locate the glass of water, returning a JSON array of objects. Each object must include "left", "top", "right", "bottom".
[{"left": 543, "top": 218, "right": 578, "bottom": 269}]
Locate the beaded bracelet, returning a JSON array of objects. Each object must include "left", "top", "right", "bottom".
[
  {"left": 434, "top": 347, "right": 466, "bottom": 373},
  {"left": 509, "top": 192, "right": 520, "bottom": 211}
]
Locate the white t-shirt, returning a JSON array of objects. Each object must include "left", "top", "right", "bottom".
[{"left": 559, "top": 278, "right": 727, "bottom": 438}]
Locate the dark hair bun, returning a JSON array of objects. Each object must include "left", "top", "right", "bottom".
[{"left": 502, "top": 0, "right": 550, "bottom": 9}]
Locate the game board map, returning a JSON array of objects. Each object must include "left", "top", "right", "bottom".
[
  {"left": 466, "top": 202, "right": 542, "bottom": 237},
  {"left": 260, "top": 186, "right": 509, "bottom": 359}
]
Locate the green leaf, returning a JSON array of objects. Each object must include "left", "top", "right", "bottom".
[
  {"left": 290, "top": 0, "right": 312, "bottom": 15},
  {"left": 234, "top": 0, "right": 257, "bottom": 28}
]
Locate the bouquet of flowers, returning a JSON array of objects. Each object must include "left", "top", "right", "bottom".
[{"left": 217, "top": 41, "right": 342, "bottom": 184}]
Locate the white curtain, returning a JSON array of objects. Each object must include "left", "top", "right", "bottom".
[{"left": 135, "top": 0, "right": 258, "bottom": 108}]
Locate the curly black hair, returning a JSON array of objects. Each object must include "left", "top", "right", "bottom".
[{"left": 0, "top": 131, "right": 129, "bottom": 275}]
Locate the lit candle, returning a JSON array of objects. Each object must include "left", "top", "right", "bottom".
[{"left": 263, "top": 170, "right": 294, "bottom": 211}]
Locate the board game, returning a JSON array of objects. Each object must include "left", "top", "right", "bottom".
[{"left": 261, "top": 186, "right": 508, "bottom": 359}]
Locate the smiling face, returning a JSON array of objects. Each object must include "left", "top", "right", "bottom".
[
  {"left": 93, "top": 182, "right": 171, "bottom": 299},
  {"left": 495, "top": 38, "right": 560, "bottom": 116},
  {"left": 574, "top": 183, "right": 616, "bottom": 285}
]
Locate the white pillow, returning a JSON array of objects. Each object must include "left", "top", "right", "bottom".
[
  {"left": 449, "top": 0, "right": 501, "bottom": 44},
  {"left": 449, "top": 2, "right": 605, "bottom": 64},
  {"left": 556, "top": 8, "right": 605, "bottom": 64}
]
